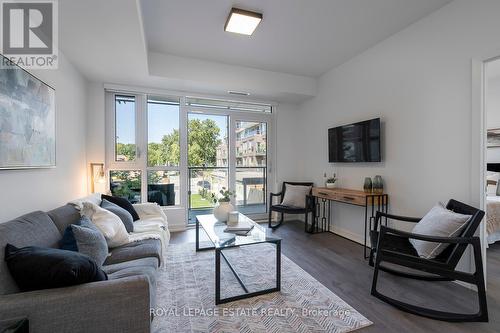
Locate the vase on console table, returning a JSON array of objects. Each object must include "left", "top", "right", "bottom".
[
  {"left": 363, "top": 177, "right": 372, "bottom": 193},
  {"left": 373, "top": 175, "right": 384, "bottom": 194},
  {"left": 213, "top": 201, "right": 234, "bottom": 222}
]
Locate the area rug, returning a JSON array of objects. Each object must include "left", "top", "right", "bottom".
[{"left": 152, "top": 242, "right": 372, "bottom": 333}]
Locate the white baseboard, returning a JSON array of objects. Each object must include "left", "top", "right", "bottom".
[{"left": 329, "top": 225, "right": 366, "bottom": 246}]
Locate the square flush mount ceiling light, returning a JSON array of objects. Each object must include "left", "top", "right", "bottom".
[{"left": 224, "top": 8, "right": 262, "bottom": 36}]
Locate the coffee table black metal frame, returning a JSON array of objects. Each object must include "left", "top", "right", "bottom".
[{"left": 195, "top": 214, "right": 281, "bottom": 305}]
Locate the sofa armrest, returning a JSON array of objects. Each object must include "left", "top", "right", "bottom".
[{"left": 0, "top": 276, "right": 151, "bottom": 333}]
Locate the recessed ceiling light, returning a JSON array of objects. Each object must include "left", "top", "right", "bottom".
[{"left": 224, "top": 8, "right": 262, "bottom": 36}]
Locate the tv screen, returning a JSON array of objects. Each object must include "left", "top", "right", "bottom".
[{"left": 328, "top": 118, "right": 381, "bottom": 163}]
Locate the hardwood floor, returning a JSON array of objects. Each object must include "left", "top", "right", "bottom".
[{"left": 171, "top": 221, "right": 500, "bottom": 332}]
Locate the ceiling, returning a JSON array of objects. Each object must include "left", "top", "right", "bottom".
[
  {"left": 59, "top": 0, "right": 453, "bottom": 102},
  {"left": 140, "top": 0, "right": 452, "bottom": 77}
]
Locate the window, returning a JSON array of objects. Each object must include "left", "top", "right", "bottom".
[
  {"left": 148, "top": 170, "right": 180, "bottom": 206},
  {"left": 115, "top": 95, "right": 136, "bottom": 161},
  {"left": 147, "top": 98, "right": 180, "bottom": 167},
  {"left": 106, "top": 90, "right": 274, "bottom": 223},
  {"left": 108, "top": 93, "right": 182, "bottom": 207},
  {"left": 109, "top": 170, "right": 142, "bottom": 203}
]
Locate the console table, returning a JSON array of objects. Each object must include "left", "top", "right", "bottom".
[{"left": 310, "top": 187, "right": 388, "bottom": 259}]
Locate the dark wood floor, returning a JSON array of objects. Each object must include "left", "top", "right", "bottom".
[{"left": 171, "top": 221, "right": 500, "bottom": 332}]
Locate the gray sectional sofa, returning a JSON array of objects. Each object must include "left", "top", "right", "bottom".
[{"left": 0, "top": 204, "right": 162, "bottom": 333}]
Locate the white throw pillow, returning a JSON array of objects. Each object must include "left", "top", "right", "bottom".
[
  {"left": 81, "top": 202, "right": 130, "bottom": 248},
  {"left": 281, "top": 184, "right": 312, "bottom": 208},
  {"left": 69, "top": 193, "right": 102, "bottom": 210},
  {"left": 409, "top": 203, "right": 471, "bottom": 259}
]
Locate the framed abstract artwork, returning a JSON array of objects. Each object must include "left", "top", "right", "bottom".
[{"left": 0, "top": 55, "right": 56, "bottom": 169}]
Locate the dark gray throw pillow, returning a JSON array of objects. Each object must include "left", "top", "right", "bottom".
[
  {"left": 71, "top": 217, "right": 109, "bottom": 266},
  {"left": 101, "top": 194, "right": 140, "bottom": 221},
  {"left": 5, "top": 244, "right": 107, "bottom": 292},
  {"left": 101, "top": 199, "right": 134, "bottom": 232}
]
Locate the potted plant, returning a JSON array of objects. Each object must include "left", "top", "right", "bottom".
[
  {"left": 211, "top": 188, "right": 235, "bottom": 222},
  {"left": 325, "top": 173, "right": 338, "bottom": 188}
]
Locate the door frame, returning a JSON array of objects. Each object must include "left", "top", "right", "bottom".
[{"left": 472, "top": 51, "right": 500, "bottom": 287}]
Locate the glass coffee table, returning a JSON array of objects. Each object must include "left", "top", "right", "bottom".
[{"left": 195, "top": 213, "right": 281, "bottom": 305}]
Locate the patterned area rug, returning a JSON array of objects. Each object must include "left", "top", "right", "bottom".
[{"left": 152, "top": 242, "right": 372, "bottom": 333}]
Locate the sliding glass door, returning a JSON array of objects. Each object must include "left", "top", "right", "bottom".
[
  {"left": 186, "top": 110, "right": 272, "bottom": 223},
  {"left": 187, "top": 113, "right": 229, "bottom": 221},
  {"left": 235, "top": 120, "right": 267, "bottom": 215}
]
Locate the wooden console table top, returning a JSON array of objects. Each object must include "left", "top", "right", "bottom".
[{"left": 312, "top": 187, "right": 387, "bottom": 207}]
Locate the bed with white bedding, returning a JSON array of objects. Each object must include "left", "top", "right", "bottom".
[
  {"left": 486, "top": 165, "right": 500, "bottom": 244},
  {"left": 487, "top": 196, "right": 500, "bottom": 244}
]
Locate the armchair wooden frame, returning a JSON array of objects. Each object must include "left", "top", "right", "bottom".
[
  {"left": 370, "top": 199, "right": 488, "bottom": 322},
  {"left": 268, "top": 182, "right": 315, "bottom": 231}
]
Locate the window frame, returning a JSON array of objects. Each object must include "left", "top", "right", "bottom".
[{"left": 105, "top": 88, "right": 276, "bottom": 224}]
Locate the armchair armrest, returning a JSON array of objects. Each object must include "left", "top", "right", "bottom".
[
  {"left": 269, "top": 191, "right": 283, "bottom": 204},
  {"left": 376, "top": 211, "right": 421, "bottom": 223},
  {"left": 306, "top": 194, "right": 316, "bottom": 210},
  {"left": 379, "top": 225, "right": 476, "bottom": 245},
  {"left": 0, "top": 276, "right": 151, "bottom": 333},
  {"left": 373, "top": 211, "right": 421, "bottom": 232}
]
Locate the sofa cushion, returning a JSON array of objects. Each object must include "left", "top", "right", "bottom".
[
  {"left": 61, "top": 217, "right": 109, "bottom": 267},
  {"left": 47, "top": 204, "right": 81, "bottom": 235},
  {"left": 103, "top": 257, "right": 159, "bottom": 274},
  {"left": 104, "top": 239, "right": 161, "bottom": 267},
  {"left": 102, "top": 194, "right": 140, "bottom": 221},
  {"left": 5, "top": 244, "right": 107, "bottom": 292},
  {"left": 0, "top": 211, "right": 61, "bottom": 295},
  {"left": 81, "top": 202, "right": 130, "bottom": 248},
  {"left": 101, "top": 199, "right": 134, "bottom": 233},
  {"left": 107, "top": 264, "right": 157, "bottom": 307}
]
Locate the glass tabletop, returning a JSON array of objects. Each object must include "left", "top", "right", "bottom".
[{"left": 196, "top": 213, "right": 280, "bottom": 249}]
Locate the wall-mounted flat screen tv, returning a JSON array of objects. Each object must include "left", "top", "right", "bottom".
[{"left": 328, "top": 118, "right": 381, "bottom": 163}]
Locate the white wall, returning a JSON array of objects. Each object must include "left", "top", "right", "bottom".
[
  {"left": 0, "top": 53, "right": 88, "bottom": 221},
  {"left": 275, "top": 103, "right": 302, "bottom": 185},
  {"left": 290, "top": 0, "right": 500, "bottom": 246}
]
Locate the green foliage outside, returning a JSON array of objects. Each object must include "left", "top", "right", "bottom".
[
  {"left": 112, "top": 119, "right": 222, "bottom": 203},
  {"left": 116, "top": 143, "right": 136, "bottom": 161},
  {"left": 116, "top": 119, "right": 221, "bottom": 166}
]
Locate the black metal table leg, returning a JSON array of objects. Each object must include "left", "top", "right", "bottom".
[
  {"left": 215, "top": 241, "right": 282, "bottom": 305},
  {"left": 276, "top": 240, "right": 281, "bottom": 291},
  {"left": 196, "top": 218, "right": 200, "bottom": 251},
  {"left": 195, "top": 217, "right": 215, "bottom": 252},
  {"left": 364, "top": 196, "right": 369, "bottom": 259},
  {"left": 215, "top": 248, "right": 221, "bottom": 305}
]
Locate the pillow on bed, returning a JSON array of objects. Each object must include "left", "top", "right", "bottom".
[{"left": 409, "top": 203, "right": 471, "bottom": 259}]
